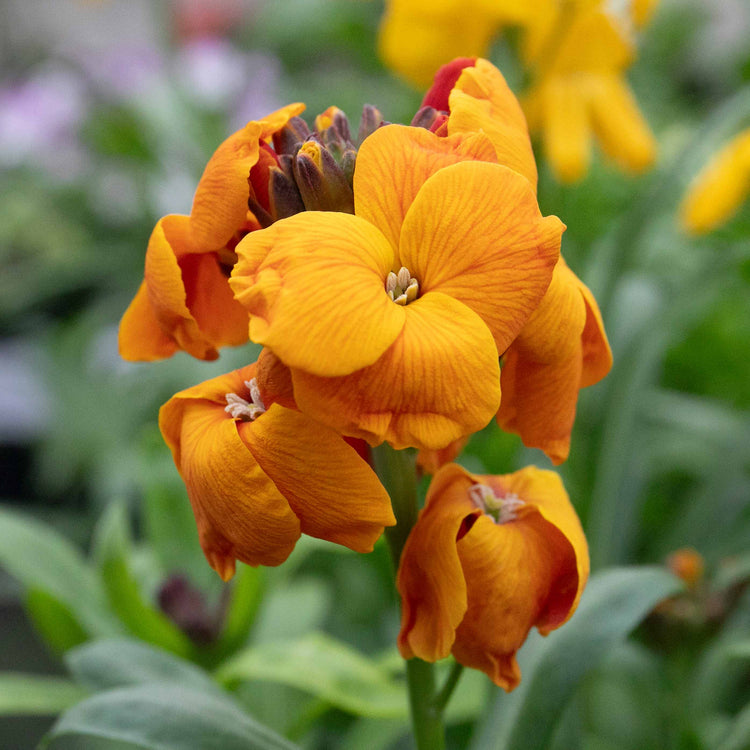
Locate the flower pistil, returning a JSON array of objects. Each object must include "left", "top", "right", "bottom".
[
  {"left": 468, "top": 483, "right": 525, "bottom": 524},
  {"left": 386, "top": 266, "right": 419, "bottom": 305}
]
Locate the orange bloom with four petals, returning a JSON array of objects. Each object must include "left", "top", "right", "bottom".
[
  {"left": 159, "top": 360, "right": 395, "bottom": 580},
  {"left": 119, "top": 103, "right": 303, "bottom": 361},
  {"left": 397, "top": 463, "right": 588, "bottom": 690},
  {"left": 230, "top": 123, "right": 563, "bottom": 451}
]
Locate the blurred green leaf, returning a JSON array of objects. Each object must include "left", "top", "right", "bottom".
[
  {"left": 211, "top": 564, "right": 265, "bottom": 659},
  {"left": 717, "top": 703, "right": 750, "bottom": 750},
  {"left": 92, "top": 502, "right": 193, "bottom": 658},
  {"left": 470, "top": 566, "right": 683, "bottom": 750},
  {"left": 0, "top": 505, "right": 120, "bottom": 640},
  {"left": 40, "top": 683, "right": 299, "bottom": 750},
  {"left": 217, "top": 632, "right": 407, "bottom": 718},
  {"left": 65, "top": 639, "right": 221, "bottom": 697},
  {"left": 25, "top": 588, "right": 90, "bottom": 654},
  {"left": 0, "top": 674, "right": 88, "bottom": 716}
]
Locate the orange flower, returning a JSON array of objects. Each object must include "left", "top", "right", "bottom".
[
  {"left": 159, "top": 361, "right": 395, "bottom": 579},
  {"left": 119, "top": 103, "right": 304, "bottom": 361},
  {"left": 397, "top": 463, "right": 588, "bottom": 690},
  {"left": 497, "top": 257, "right": 612, "bottom": 464},
  {"left": 230, "top": 124, "right": 563, "bottom": 451}
]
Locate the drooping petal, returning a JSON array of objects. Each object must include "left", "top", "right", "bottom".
[
  {"left": 399, "top": 161, "right": 562, "bottom": 354},
  {"left": 397, "top": 464, "right": 479, "bottom": 661},
  {"left": 190, "top": 103, "right": 304, "bottom": 251},
  {"left": 159, "top": 366, "right": 302, "bottom": 577},
  {"left": 537, "top": 77, "right": 591, "bottom": 183},
  {"left": 589, "top": 74, "right": 656, "bottom": 174},
  {"left": 230, "top": 211, "right": 405, "bottom": 377},
  {"left": 180, "top": 252, "right": 249, "bottom": 349},
  {"left": 497, "top": 347, "right": 583, "bottom": 465},
  {"left": 118, "top": 281, "right": 178, "bottom": 361},
  {"left": 241, "top": 405, "right": 395, "bottom": 552},
  {"left": 577, "top": 275, "right": 613, "bottom": 388},
  {"left": 142, "top": 215, "right": 217, "bottom": 360},
  {"left": 256, "top": 348, "right": 297, "bottom": 409},
  {"left": 291, "top": 292, "right": 501, "bottom": 451},
  {"left": 448, "top": 59, "right": 538, "bottom": 188},
  {"left": 354, "top": 124, "right": 497, "bottom": 254}
]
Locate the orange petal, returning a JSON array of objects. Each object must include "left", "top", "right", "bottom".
[
  {"left": 256, "top": 348, "right": 297, "bottom": 409},
  {"left": 119, "top": 280, "right": 178, "bottom": 361},
  {"left": 417, "top": 436, "right": 469, "bottom": 475},
  {"left": 241, "top": 404, "right": 395, "bottom": 552},
  {"left": 292, "top": 292, "right": 501, "bottom": 451},
  {"left": 397, "top": 464, "right": 479, "bottom": 661},
  {"left": 497, "top": 347, "right": 583, "bottom": 465},
  {"left": 180, "top": 252, "right": 249, "bottom": 349},
  {"left": 354, "top": 124, "right": 497, "bottom": 254},
  {"left": 230, "top": 211, "right": 404, "bottom": 377},
  {"left": 190, "top": 103, "right": 304, "bottom": 251},
  {"left": 143, "top": 215, "right": 214, "bottom": 360},
  {"left": 577, "top": 274, "right": 612, "bottom": 388},
  {"left": 159, "top": 366, "right": 302, "bottom": 577},
  {"left": 399, "top": 161, "right": 562, "bottom": 354},
  {"left": 511, "top": 259, "right": 587, "bottom": 364},
  {"left": 448, "top": 59, "right": 538, "bottom": 189}
]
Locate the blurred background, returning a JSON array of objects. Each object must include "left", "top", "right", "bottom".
[{"left": 1, "top": 0, "right": 750, "bottom": 748}]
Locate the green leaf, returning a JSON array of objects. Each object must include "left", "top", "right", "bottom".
[
  {"left": 65, "top": 639, "right": 222, "bottom": 697},
  {"left": 0, "top": 673, "right": 88, "bottom": 716},
  {"left": 470, "top": 566, "right": 683, "bottom": 750},
  {"left": 92, "top": 502, "right": 194, "bottom": 658},
  {"left": 217, "top": 632, "right": 407, "bottom": 718},
  {"left": 717, "top": 703, "right": 750, "bottom": 750},
  {"left": 40, "top": 683, "right": 300, "bottom": 750},
  {"left": 211, "top": 563, "right": 265, "bottom": 659},
  {"left": 0, "top": 505, "right": 120, "bottom": 639},
  {"left": 25, "top": 588, "right": 90, "bottom": 654}
]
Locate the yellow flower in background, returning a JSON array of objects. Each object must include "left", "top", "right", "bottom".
[
  {"left": 159, "top": 361, "right": 395, "bottom": 579},
  {"left": 397, "top": 463, "right": 588, "bottom": 690},
  {"left": 379, "top": 0, "right": 545, "bottom": 89},
  {"left": 522, "top": 4, "right": 657, "bottom": 182},
  {"left": 679, "top": 129, "right": 750, "bottom": 234},
  {"left": 379, "top": 1, "right": 657, "bottom": 182}
]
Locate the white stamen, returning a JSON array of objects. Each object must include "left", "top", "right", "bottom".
[
  {"left": 468, "top": 483, "right": 524, "bottom": 524},
  {"left": 385, "top": 266, "right": 419, "bottom": 306},
  {"left": 225, "top": 378, "right": 266, "bottom": 421},
  {"left": 386, "top": 271, "right": 398, "bottom": 294}
]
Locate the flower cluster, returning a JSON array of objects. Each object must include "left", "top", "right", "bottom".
[
  {"left": 121, "top": 58, "right": 611, "bottom": 686},
  {"left": 380, "top": 0, "right": 658, "bottom": 182}
]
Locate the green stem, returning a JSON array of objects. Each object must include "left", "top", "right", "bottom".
[
  {"left": 433, "top": 662, "right": 465, "bottom": 714},
  {"left": 371, "top": 444, "right": 446, "bottom": 750}
]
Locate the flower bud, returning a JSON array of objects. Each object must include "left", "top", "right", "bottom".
[
  {"left": 292, "top": 138, "right": 355, "bottom": 213},
  {"left": 358, "top": 104, "right": 384, "bottom": 144},
  {"left": 269, "top": 165, "right": 305, "bottom": 220},
  {"left": 273, "top": 116, "right": 312, "bottom": 156}
]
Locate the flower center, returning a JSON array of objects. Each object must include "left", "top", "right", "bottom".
[
  {"left": 225, "top": 378, "right": 266, "bottom": 421},
  {"left": 386, "top": 266, "right": 419, "bottom": 306},
  {"left": 468, "top": 483, "right": 525, "bottom": 524}
]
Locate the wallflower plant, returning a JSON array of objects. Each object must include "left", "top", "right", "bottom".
[{"left": 119, "top": 58, "right": 612, "bottom": 748}]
